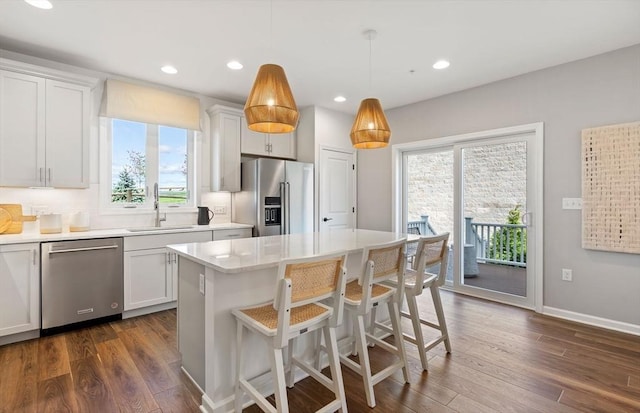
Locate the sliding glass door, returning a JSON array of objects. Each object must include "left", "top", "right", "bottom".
[{"left": 397, "top": 124, "right": 542, "bottom": 310}]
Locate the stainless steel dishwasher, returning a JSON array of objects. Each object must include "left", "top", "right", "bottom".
[{"left": 41, "top": 237, "right": 123, "bottom": 334}]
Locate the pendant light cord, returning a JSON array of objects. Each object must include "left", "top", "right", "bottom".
[
  {"left": 369, "top": 34, "right": 372, "bottom": 95},
  {"left": 270, "top": 0, "right": 273, "bottom": 62}
]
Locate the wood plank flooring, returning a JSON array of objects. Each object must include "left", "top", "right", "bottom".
[{"left": 0, "top": 291, "right": 639, "bottom": 412}]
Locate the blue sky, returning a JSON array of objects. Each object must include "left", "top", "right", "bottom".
[{"left": 112, "top": 119, "right": 187, "bottom": 189}]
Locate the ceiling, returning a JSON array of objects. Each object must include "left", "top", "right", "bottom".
[{"left": 1, "top": 0, "right": 639, "bottom": 114}]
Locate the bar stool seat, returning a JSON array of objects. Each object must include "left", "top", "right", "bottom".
[{"left": 232, "top": 251, "right": 349, "bottom": 413}]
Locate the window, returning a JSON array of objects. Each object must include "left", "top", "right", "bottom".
[{"left": 107, "top": 118, "right": 195, "bottom": 209}]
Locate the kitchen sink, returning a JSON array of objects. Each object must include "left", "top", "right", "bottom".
[{"left": 126, "top": 225, "right": 195, "bottom": 232}]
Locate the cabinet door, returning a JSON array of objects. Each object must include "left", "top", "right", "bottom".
[
  {"left": 0, "top": 70, "right": 45, "bottom": 187},
  {"left": 241, "top": 120, "right": 269, "bottom": 156},
  {"left": 45, "top": 80, "right": 90, "bottom": 188},
  {"left": 124, "top": 248, "right": 172, "bottom": 310},
  {"left": 0, "top": 243, "right": 40, "bottom": 336},
  {"left": 211, "top": 110, "right": 241, "bottom": 192},
  {"left": 268, "top": 132, "right": 296, "bottom": 159}
]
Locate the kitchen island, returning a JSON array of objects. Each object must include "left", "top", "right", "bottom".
[{"left": 169, "top": 229, "right": 415, "bottom": 413}]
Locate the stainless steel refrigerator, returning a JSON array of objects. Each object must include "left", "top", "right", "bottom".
[{"left": 233, "top": 158, "right": 314, "bottom": 237}]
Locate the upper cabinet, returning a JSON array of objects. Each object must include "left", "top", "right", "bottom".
[
  {"left": 241, "top": 120, "right": 296, "bottom": 159},
  {"left": 208, "top": 105, "right": 242, "bottom": 192},
  {"left": 0, "top": 62, "right": 94, "bottom": 188}
]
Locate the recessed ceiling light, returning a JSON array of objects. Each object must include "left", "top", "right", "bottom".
[
  {"left": 161, "top": 65, "right": 178, "bottom": 74},
  {"left": 433, "top": 60, "right": 450, "bottom": 70},
  {"left": 227, "top": 60, "right": 243, "bottom": 70},
  {"left": 334, "top": 96, "right": 346, "bottom": 103},
  {"left": 24, "top": 0, "right": 53, "bottom": 9}
]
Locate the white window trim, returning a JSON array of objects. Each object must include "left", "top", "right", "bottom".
[{"left": 99, "top": 117, "right": 197, "bottom": 214}]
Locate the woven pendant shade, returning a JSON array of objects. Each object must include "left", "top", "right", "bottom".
[
  {"left": 244, "top": 64, "right": 299, "bottom": 133},
  {"left": 350, "top": 98, "right": 391, "bottom": 149}
]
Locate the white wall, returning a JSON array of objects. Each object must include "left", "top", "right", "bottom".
[
  {"left": 0, "top": 50, "right": 235, "bottom": 231},
  {"left": 357, "top": 44, "right": 640, "bottom": 327}
]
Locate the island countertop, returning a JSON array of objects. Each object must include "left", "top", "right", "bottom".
[{"left": 168, "top": 228, "right": 416, "bottom": 274}]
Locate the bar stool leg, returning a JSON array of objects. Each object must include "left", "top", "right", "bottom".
[
  {"left": 269, "top": 347, "right": 289, "bottom": 413},
  {"left": 354, "top": 313, "right": 376, "bottom": 407},
  {"left": 367, "top": 307, "right": 377, "bottom": 346},
  {"left": 324, "top": 325, "right": 347, "bottom": 412},
  {"left": 406, "top": 292, "right": 429, "bottom": 370},
  {"left": 234, "top": 323, "right": 245, "bottom": 412},
  {"left": 286, "top": 338, "right": 296, "bottom": 388},
  {"left": 388, "top": 300, "right": 411, "bottom": 383},
  {"left": 431, "top": 285, "right": 452, "bottom": 353}
]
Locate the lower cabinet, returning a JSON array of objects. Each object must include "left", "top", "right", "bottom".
[
  {"left": 0, "top": 243, "right": 40, "bottom": 337},
  {"left": 124, "top": 231, "right": 213, "bottom": 311}
]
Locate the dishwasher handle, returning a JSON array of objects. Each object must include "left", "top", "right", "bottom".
[{"left": 48, "top": 244, "right": 119, "bottom": 254}]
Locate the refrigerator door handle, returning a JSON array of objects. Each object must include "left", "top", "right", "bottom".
[
  {"left": 286, "top": 182, "right": 291, "bottom": 234},
  {"left": 279, "top": 182, "right": 286, "bottom": 235}
]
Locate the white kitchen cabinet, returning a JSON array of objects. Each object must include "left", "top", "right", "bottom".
[
  {"left": 241, "top": 120, "right": 296, "bottom": 159},
  {"left": 124, "top": 247, "right": 173, "bottom": 310},
  {"left": 124, "top": 231, "right": 212, "bottom": 312},
  {"left": 0, "top": 69, "right": 91, "bottom": 188},
  {"left": 0, "top": 243, "right": 40, "bottom": 337},
  {"left": 208, "top": 105, "right": 242, "bottom": 192}
]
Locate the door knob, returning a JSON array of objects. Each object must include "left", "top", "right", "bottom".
[{"left": 323, "top": 217, "right": 333, "bottom": 222}]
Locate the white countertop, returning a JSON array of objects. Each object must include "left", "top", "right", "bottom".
[
  {"left": 169, "top": 229, "right": 417, "bottom": 274},
  {"left": 0, "top": 222, "right": 253, "bottom": 245}
]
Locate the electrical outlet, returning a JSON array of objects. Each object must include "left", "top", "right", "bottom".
[
  {"left": 562, "top": 198, "right": 582, "bottom": 210},
  {"left": 199, "top": 274, "right": 205, "bottom": 295},
  {"left": 562, "top": 268, "right": 573, "bottom": 281},
  {"left": 213, "top": 206, "right": 226, "bottom": 214}
]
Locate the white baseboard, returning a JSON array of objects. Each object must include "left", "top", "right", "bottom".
[{"left": 543, "top": 306, "right": 640, "bottom": 336}]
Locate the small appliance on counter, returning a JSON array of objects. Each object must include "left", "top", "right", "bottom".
[
  {"left": 69, "top": 211, "right": 90, "bottom": 232},
  {"left": 0, "top": 204, "right": 37, "bottom": 234},
  {"left": 40, "top": 213, "right": 62, "bottom": 234},
  {"left": 197, "top": 206, "right": 214, "bottom": 225}
]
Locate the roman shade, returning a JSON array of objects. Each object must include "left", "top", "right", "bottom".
[{"left": 100, "top": 79, "right": 201, "bottom": 130}]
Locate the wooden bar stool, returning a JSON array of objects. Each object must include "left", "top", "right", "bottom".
[
  {"left": 338, "top": 238, "right": 410, "bottom": 408},
  {"left": 232, "top": 251, "right": 349, "bottom": 413},
  {"left": 373, "top": 233, "right": 451, "bottom": 371}
]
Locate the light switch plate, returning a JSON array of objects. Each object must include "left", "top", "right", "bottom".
[
  {"left": 213, "top": 206, "right": 226, "bottom": 214},
  {"left": 562, "top": 198, "right": 582, "bottom": 210}
]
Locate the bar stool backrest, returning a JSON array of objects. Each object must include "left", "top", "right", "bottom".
[
  {"left": 359, "top": 238, "right": 408, "bottom": 309},
  {"left": 411, "top": 233, "right": 450, "bottom": 291}
]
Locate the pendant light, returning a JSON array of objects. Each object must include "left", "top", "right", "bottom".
[
  {"left": 350, "top": 29, "right": 391, "bottom": 149},
  {"left": 244, "top": 1, "right": 299, "bottom": 133}
]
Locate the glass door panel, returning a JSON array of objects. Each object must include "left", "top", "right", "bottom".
[
  {"left": 461, "top": 140, "right": 528, "bottom": 297},
  {"left": 404, "top": 148, "right": 454, "bottom": 282}
]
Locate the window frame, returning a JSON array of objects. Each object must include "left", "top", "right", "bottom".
[{"left": 100, "top": 117, "right": 197, "bottom": 213}]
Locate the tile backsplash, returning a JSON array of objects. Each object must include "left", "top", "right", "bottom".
[{"left": 0, "top": 185, "right": 232, "bottom": 233}]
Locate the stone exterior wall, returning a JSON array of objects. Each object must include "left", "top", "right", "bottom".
[{"left": 407, "top": 141, "right": 527, "bottom": 243}]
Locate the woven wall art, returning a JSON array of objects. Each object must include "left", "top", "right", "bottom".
[{"left": 582, "top": 122, "right": 640, "bottom": 254}]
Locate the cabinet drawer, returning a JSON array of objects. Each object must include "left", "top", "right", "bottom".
[
  {"left": 125, "top": 231, "right": 213, "bottom": 251},
  {"left": 213, "top": 228, "right": 252, "bottom": 240}
]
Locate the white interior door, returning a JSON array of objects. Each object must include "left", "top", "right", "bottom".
[{"left": 319, "top": 148, "right": 355, "bottom": 231}]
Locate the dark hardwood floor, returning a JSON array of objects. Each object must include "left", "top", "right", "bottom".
[{"left": 1, "top": 291, "right": 639, "bottom": 412}]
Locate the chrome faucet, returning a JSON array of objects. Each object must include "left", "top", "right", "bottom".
[{"left": 153, "top": 183, "right": 166, "bottom": 227}]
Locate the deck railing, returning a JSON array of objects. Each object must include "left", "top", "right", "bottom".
[
  {"left": 408, "top": 215, "right": 527, "bottom": 268},
  {"left": 468, "top": 220, "right": 527, "bottom": 267}
]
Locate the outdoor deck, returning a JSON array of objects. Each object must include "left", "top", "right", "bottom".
[{"left": 464, "top": 262, "right": 526, "bottom": 297}]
